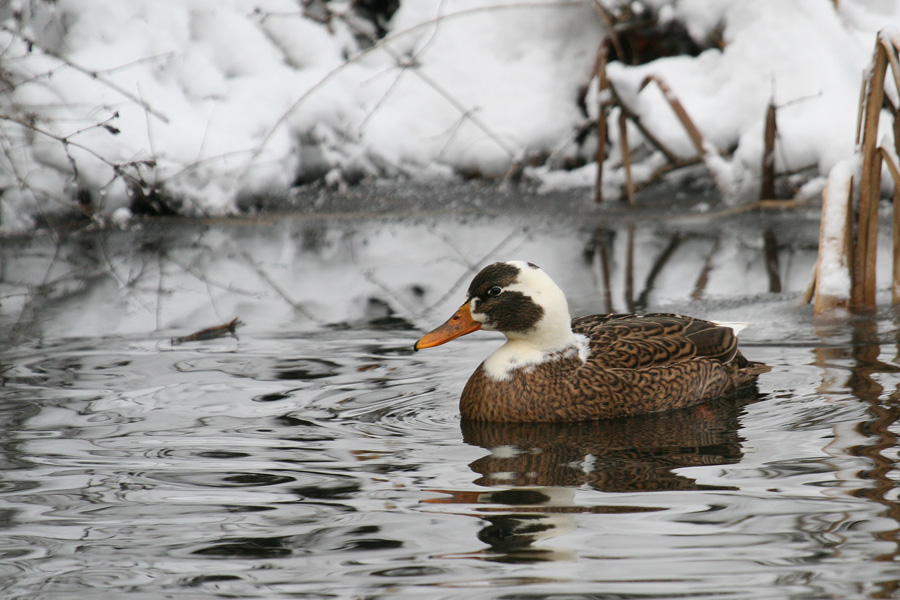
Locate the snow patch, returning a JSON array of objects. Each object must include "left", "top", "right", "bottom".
[{"left": 1, "top": 0, "right": 898, "bottom": 230}]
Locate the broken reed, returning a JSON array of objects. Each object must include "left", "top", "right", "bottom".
[
  {"left": 591, "top": 42, "right": 742, "bottom": 206},
  {"left": 813, "top": 29, "right": 900, "bottom": 315},
  {"left": 590, "top": 26, "right": 900, "bottom": 314}
]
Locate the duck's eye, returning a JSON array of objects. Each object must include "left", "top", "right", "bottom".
[{"left": 487, "top": 286, "right": 502, "bottom": 297}]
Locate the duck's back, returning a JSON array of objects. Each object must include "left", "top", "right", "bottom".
[
  {"left": 573, "top": 313, "right": 741, "bottom": 368},
  {"left": 460, "top": 313, "right": 769, "bottom": 422}
]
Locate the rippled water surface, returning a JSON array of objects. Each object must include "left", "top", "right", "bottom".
[{"left": 3, "top": 201, "right": 900, "bottom": 599}]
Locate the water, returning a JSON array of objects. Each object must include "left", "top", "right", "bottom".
[{"left": 2, "top": 200, "right": 900, "bottom": 599}]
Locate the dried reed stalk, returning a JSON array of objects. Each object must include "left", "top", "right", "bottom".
[
  {"left": 588, "top": 1, "right": 626, "bottom": 62},
  {"left": 640, "top": 74, "right": 705, "bottom": 156},
  {"left": 802, "top": 269, "right": 816, "bottom": 305},
  {"left": 760, "top": 100, "right": 777, "bottom": 200},
  {"left": 883, "top": 32, "right": 900, "bottom": 101},
  {"left": 891, "top": 40, "right": 900, "bottom": 306},
  {"left": 637, "top": 74, "right": 739, "bottom": 197},
  {"left": 594, "top": 40, "right": 611, "bottom": 204},
  {"left": 851, "top": 35, "right": 890, "bottom": 312},
  {"left": 593, "top": 68, "right": 711, "bottom": 204},
  {"left": 589, "top": 227, "right": 614, "bottom": 312},
  {"left": 618, "top": 111, "right": 636, "bottom": 206},
  {"left": 880, "top": 147, "right": 900, "bottom": 303},
  {"left": 815, "top": 31, "right": 900, "bottom": 314},
  {"left": 615, "top": 99, "right": 680, "bottom": 163}
]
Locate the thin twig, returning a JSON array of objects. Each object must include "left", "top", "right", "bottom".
[
  {"left": 166, "top": 254, "right": 264, "bottom": 297},
  {"left": 0, "top": 111, "right": 145, "bottom": 185},
  {"left": 588, "top": 1, "right": 626, "bottom": 61},
  {"left": 0, "top": 24, "right": 169, "bottom": 123}
]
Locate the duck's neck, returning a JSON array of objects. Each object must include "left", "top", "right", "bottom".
[{"left": 482, "top": 320, "right": 588, "bottom": 381}]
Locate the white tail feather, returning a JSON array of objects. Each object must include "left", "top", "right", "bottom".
[{"left": 715, "top": 321, "right": 748, "bottom": 335}]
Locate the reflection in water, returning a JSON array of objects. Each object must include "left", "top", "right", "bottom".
[
  {"left": 435, "top": 488, "right": 581, "bottom": 563},
  {"left": 0, "top": 208, "right": 820, "bottom": 342},
  {"left": 585, "top": 224, "right": 790, "bottom": 312},
  {"left": 587, "top": 225, "right": 690, "bottom": 313},
  {"left": 428, "top": 485, "right": 669, "bottom": 563},
  {"left": 829, "top": 319, "right": 900, "bottom": 599},
  {"left": 461, "top": 395, "right": 754, "bottom": 492},
  {"left": 10, "top": 208, "right": 900, "bottom": 597},
  {"left": 428, "top": 394, "right": 759, "bottom": 562}
]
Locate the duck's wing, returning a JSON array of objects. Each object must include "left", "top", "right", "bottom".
[{"left": 572, "top": 313, "right": 739, "bottom": 370}]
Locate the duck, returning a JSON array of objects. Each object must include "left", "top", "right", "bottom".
[{"left": 414, "top": 260, "right": 769, "bottom": 422}]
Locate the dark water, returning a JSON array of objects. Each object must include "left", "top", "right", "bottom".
[{"left": 2, "top": 203, "right": 900, "bottom": 599}]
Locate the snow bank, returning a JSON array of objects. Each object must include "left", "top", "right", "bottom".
[
  {"left": 1, "top": 0, "right": 898, "bottom": 231},
  {"left": 601, "top": 0, "right": 893, "bottom": 203}
]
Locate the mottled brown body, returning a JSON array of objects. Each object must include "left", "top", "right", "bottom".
[{"left": 459, "top": 313, "right": 769, "bottom": 422}]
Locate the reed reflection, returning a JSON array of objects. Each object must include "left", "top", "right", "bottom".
[
  {"left": 839, "top": 318, "right": 900, "bottom": 599},
  {"left": 813, "top": 316, "right": 900, "bottom": 598}
]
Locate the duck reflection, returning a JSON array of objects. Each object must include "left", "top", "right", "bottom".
[
  {"left": 430, "top": 393, "right": 758, "bottom": 563},
  {"left": 461, "top": 394, "right": 752, "bottom": 492},
  {"left": 473, "top": 488, "right": 578, "bottom": 563}
]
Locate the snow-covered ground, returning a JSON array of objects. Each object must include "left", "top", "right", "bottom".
[{"left": 1, "top": 0, "right": 898, "bottom": 231}]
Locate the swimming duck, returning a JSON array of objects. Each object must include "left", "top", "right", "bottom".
[{"left": 414, "top": 261, "right": 769, "bottom": 422}]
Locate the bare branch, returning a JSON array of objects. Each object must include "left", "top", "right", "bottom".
[{"left": 0, "top": 24, "right": 170, "bottom": 123}]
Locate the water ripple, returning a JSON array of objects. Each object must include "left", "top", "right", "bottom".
[{"left": 2, "top": 328, "right": 900, "bottom": 599}]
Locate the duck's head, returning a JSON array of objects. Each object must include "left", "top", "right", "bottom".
[{"left": 414, "top": 261, "right": 574, "bottom": 351}]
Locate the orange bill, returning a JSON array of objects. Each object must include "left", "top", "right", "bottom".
[{"left": 414, "top": 302, "right": 482, "bottom": 350}]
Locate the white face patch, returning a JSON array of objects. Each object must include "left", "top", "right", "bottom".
[
  {"left": 471, "top": 261, "right": 588, "bottom": 381},
  {"left": 500, "top": 263, "right": 575, "bottom": 346}
]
